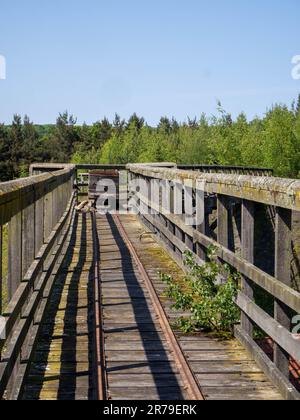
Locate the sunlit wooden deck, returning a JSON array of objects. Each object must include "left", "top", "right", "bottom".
[{"left": 21, "top": 214, "right": 282, "bottom": 400}]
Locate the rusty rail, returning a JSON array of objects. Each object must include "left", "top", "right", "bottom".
[{"left": 112, "top": 214, "right": 204, "bottom": 401}]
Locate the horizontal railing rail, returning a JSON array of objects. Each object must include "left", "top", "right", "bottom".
[
  {"left": 127, "top": 164, "right": 300, "bottom": 400},
  {"left": 177, "top": 164, "right": 274, "bottom": 176},
  {"left": 0, "top": 165, "right": 76, "bottom": 399}
]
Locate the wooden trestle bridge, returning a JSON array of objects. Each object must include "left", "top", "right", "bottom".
[{"left": 0, "top": 162, "right": 299, "bottom": 400}]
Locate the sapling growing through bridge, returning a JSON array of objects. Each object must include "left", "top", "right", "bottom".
[{"left": 161, "top": 247, "right": 240, "bottom": 336}]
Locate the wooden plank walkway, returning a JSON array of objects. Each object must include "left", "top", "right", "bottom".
[
  {"left": 98, "top": 214, "right": 188, "bottom": 400},
  {"left": 22, "top": 214, "right": 97, "bottom": 400},
  {"left": 117, "top": 215, "right": 283, "bottom": 401},
  {"left": 21, "top": 212, "right": 283, "bottom": 400}
]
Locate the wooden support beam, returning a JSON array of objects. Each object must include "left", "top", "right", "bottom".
[
  {"left": 196, "top": 189, "right": 206, "bottom": 262},
  {"left": 241, "top": 200, "right": 255, "bottom": 337},
  {"left": 235, "top": 325, "right": 300, "bottom": 401},
  {"left": 168, "top": 184, "right": 176, "bottom": 252},
  {"left": 22, "top": 193, "right": 35, "bottom": 278},
  {"left": 217, "top": 194, "right": 230, "bottom": 249},
  {"left": 43, "top": 190, "right": 53, "bottom": 242},
  {"left": 196, "top": 236, "right": 206, "bottom": 262},
  {"left": 174, "top": 226, "right": 184, "bottom": 260},
  {"left": 185, "top": 233, "right": 194, "bottom": 252},
  {"left": 184, "top": 182, "right": 194, "bottom": 252},
  {"left": 237, "top": 292, "right": 300, "bottom": 363},
  {"left": 274, "top": 207, "right": 292, "bottom": 378},
  {"left": 8, "top": 206, "right": 22, "bottom": 301},
  {"left": 35, "top": 194, "right": 44, "bottom": 256}
]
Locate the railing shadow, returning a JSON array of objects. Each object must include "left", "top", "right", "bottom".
[
  {"left": 105, "top": 214, "right": 184, "bottom": 400},
  {"left": 24, "top": 213, "right": 96, "bottom": 400},
  {"left": 57, "top": 212, "right": 93, "bottom": 400}
]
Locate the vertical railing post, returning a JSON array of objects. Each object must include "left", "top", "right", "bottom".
[
  {"left": 161, "top": 180, "right": 172, "bottom": 250},
  {"left": 139, "top": 176, "right": 148, "bottom": 217},
  {"left": 217, "top": 194, "right": 230, "bottom": 248},
  {"left": 44, "top": 189, "right": 53, "bottom": 242},
  {"left": 7, "top": 198, "right": 22, "bottom": 300},
  {"left": 150, "top": 176, "right": 160, "bottom": 224},
  {"left": 57, "top": 183, "right": 62, "bottom": 222},
  {"left": 167, "top": 182, "right": 176, "bottom": 252},
  {"left": 119, "top": 170, "right": 128, "bottom": 215},
  {"left": 184, "top": 180, "right": 194, "bottom": 252},
  {"left": 274, "top": 207, "right": 292, "bottom": 378},
  {"left": 75, "top": 167, "right": 78, "bottom": 205},
  {"left": 196, "top": 183, "right": 206, "bottom": 263},
  {"left": 241, "top": 200, "right": 255, "bottom": 337},
  {"left": 146, "top": 176, "right": 151, "bottom": 216},
  {"left": 174, "top": 182, "right": 184, "bottom": 261},
  {"left": 22, "top": 189, "right": 35, "bottom": 278},
  {"left": 52, "top": 181, "right": 59, "bottom": 229},
  {"left": 35, "top": 185, "right": 44, "bottom": 255}
]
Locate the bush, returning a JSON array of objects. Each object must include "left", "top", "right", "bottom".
[{"left": 161, "top": 248, "right": 240, "bottom": 336}]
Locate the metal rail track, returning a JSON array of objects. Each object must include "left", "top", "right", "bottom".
[
  {"left": 91, "top": 211, "right": 204, "bottom": 400},
  {"left": 111, "top": 214, "right": 204, "bottom": 401}
]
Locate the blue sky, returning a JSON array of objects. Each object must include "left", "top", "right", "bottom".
[{"left": 0, "top": 0, "right": 299, "bottom": 125}]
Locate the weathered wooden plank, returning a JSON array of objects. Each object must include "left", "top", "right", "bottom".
[
  {"left": 109, "top": 387, "right": 186, "bottom": 401},
  {"left": 184, "top": 350, "right": 252, "bottom": 362},
  {"left": 236, "top": 292, "right": 300, "bottom": 364},
  {"left": 195, "top": 372, "right": 273, "bottom": 388},
  {"left": 43, "top": 190, "right": 53, "bottom": 241},
  {"left": 190, "top": 361, "right": 262, "bottom": 374},
  {"left": 108, "top": 374, "right": 184, "bottom": 388},
  {"left": 274, "top": 207, "right": 292, "bottom": 378},
  {"left": 202, "top": 387, "right": 282, "bottom": 401},
  {"left": 8, "top": 205, "right": 22, "bottom": 300},
  {"left": 22, "top": 192, "right": 35, "bottom": 278},
  {"left": 217, "top": 194, "right": 230, "bottom": 249},
  {"left": 235, "top": 326, "right": 300, "bottom": 401},
  {"left": 241, "top": 200, "right": 255, "bottom": 337},
  {"left": 34, "top": 192, "right": 44, "bottom": 256}
]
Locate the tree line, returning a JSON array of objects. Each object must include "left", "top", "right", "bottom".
[{"left": 1, "top": 96, "right": 300, "bottom": 182}]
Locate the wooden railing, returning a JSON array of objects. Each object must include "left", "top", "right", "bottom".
[
  {"left": 178, "top": 164, "right": 274, "bottom": 177},
  {"left": 0, "top": 161, "right": 292, "bottom": 400},
  {"left": 127, "top": 164, "right": 300, "bottom": 400},
  {"left": 0, "top": 164, "right": 76, "bottom": 399}
]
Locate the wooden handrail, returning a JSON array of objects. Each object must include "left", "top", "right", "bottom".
[
  {"left": 127, "top": 164, "right": 300, "bottom": 210},
  {"left": 0, "top": 165, "right": 76, "bottom": 399}
]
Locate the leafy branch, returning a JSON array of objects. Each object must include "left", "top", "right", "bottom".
[{"left": 161, "top": 247, "right": 240, "bottom": 336}]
